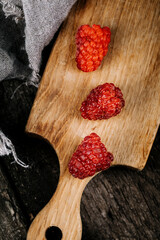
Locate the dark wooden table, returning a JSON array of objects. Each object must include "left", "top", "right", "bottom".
[
  {"left": 0, "top": 6, "right": 160, "bottom": 239},
  {"left": 0, "top": 78, "right": 160, "bottom": 240}
]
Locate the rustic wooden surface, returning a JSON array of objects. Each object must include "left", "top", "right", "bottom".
[
  {"left": 0, "top": 78, "right": 160, "bottom": 240},
  {"left": 0, "top": 79, "right": 160, "bottom": 239},
  {"left": 25, "top": 0, "right": 160, "bottom": 239},
  {"left": 0, "top": 0, "right": 160, "bottom": 239}
]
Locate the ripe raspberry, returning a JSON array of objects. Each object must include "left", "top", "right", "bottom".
[
  {"left": 80, "top": 83, "right": 125, "bottom": 120},
  {"left": 68, "top": 133, "right": 113, "bottom": 179},
  {"left": 75, "top": 24, "right": 111, "bottom": 72}
]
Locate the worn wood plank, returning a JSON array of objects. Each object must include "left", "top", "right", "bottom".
[
  {"left": 25, "top": 0, "right": 160, "bottom": 239},
  {"left": 81, "top": 133, "right": 160, "bottom": 239},
  {"left": 0, "top": 165, "right": 27, "bottom": 240}
]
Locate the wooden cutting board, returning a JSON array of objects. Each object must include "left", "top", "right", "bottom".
[{"left": 26, "top": 0, "right": 160, "bottom": 239}]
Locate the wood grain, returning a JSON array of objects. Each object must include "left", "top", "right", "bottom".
[
  {"left": 0, "top": 166, "right": 27, "bottom": 240},
  {"left": 26, "top": 0, "right": 160, "bottom": 239}
]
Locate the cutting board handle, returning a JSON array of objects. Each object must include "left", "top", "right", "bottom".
[{"left": 27, "top": 169, "right": 89, "bottom": 240}]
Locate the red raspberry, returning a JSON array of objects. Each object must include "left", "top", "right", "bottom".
[
  {"left": 75, "top": 24, "right": 111, "bottom": 72},
  {"left": 68, "top": 133, "right": 113, "bottom": 179},
  {"left": 80, "top": 83, "right": 125, "bottom": 120}
]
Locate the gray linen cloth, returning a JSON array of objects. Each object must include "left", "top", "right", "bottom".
[{"left": 0, "top": 0, "right": 76, "bottom": 165}]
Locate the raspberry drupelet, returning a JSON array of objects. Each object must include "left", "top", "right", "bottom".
[
  {"left": 80, "top": 83, "right": 125, "bottom": 120},
  {"left": 75, "top": 24, "right": 111, "bottom": 72},
  {"left": 68, "top": 133, "right": 113, "bottom": 179}
]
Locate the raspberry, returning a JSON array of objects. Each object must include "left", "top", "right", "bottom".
[
  {"left": 80, "top": 83, "right": 125, "bottom": 120},
  {"left": 68, "top": 133, "right": 113, "bottom": 179},
  {"left": 75, "top": 24, "right": 111, "bottom": 72}
]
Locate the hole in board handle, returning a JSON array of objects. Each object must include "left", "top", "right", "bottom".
[{"left": 45, "top": 226, "right": 63, "bottom": 240}]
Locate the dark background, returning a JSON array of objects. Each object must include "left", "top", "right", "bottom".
[{"left": 0, "top": 5, "right": 160, "bottom": 240}]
